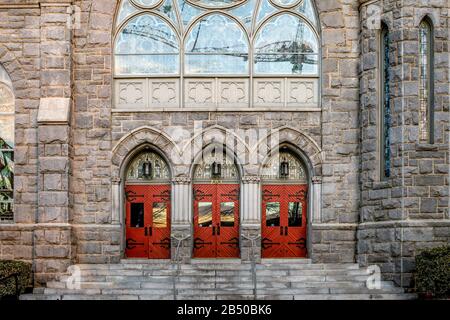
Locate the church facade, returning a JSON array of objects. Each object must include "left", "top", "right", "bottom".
[{"left": 0, "top": 0, "right": 448, "bottom": 289}]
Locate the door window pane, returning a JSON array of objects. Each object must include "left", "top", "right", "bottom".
[
  {"left": 220, "top": 202, "right": 235, "bottom": 227},
  {"left": 153, "top": 202, "right": 168, "bottom": 228},
  {"left": 266, "top": 202, "right": 280, "bottom": 227},
  {"left": 288, "top": 202, "right": 302, "bottom": 227},
  {"left": 198, "top": 202, "right": 213, "bottom": 227},
  {"left": 130, "top": 203, "right": 144, "bottom": 228}
]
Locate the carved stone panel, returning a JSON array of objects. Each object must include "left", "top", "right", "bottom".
[
  {"left": 149, "top": 79, "right": 179, "bottom": 108},
  {"left": 218, "top": 79, "right": 249, "bottom": 107},
  {"left": 287, "top": 79, "right": 318, "bottom": 107},
  {"left": 184, "top": 79, "right": 215, "bottom": 108},
  {"left": 253, "top": 79, "right": 284, "bottom": 107},
  {"left": 115, "top": 79, "right": 147, "bottom": 109}
]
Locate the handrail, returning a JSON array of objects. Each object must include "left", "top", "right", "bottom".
[
  {"left": 241, "top": 234, "right": 261, "bottom": 300},
  {"left": 170, "top": 234, "right": 191, "bottom": 300},
  {"left": 0, "top": 273, "right": 21, "bottom": 299}
]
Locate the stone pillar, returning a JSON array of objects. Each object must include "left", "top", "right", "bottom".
[
  {"left": 241, "top": 176, "right": 261, "bottom": 263},
  {"left": 312, "top": 176, "right": 322, "bottom": 223},
  {"left": 111, "top": 178, "right": 121, "bottom": 225},
  {"left": 171, "top": 177, "right": 192, "bottom": 262},
  {"left": 35, "top": 2, "right": 74, "bottom": 285}
]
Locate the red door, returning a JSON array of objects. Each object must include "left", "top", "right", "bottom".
[
  {"left": 262, "top": 185, "right": 308, "bottom": 258},
  {"left": 193, "top": 184, "right": 240, "bottom": 258},
  {"left": 125, "top": 185, "right": 171, "bottom": 259}
]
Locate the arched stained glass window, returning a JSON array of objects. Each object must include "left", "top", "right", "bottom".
[
  {"left": 0, "top": 64, "right": 14, "bottom": 222},
  {"left": 254, "top": 14, "right": 318, "bottom": 75},
  {"left": 380, "top": 23, "right": 391, "bottom": 179},
  {"left": 113, "top": 0, "right": 320, "bottom": 109},
  {"left": 126, "top": 151, "right": 171, "bottom": 182},
  {"left": 115, "top": 14, "right": 179, "bottom": 75},
  {"left": 185, "top": 14, "right": 249, "bottom": 74},
  {"left": 418, "top": 17, "right": 434, "bottom": 143}
]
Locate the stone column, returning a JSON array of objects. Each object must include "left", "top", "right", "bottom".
[
  {"left": 35, "top": 2, "right": 74, "bottom": 285},
  {"left": 312, "top": 176, "right": 322, "bottom": 223},
  {"left": 171, "top": 177, "right": 192, "bottom": 262},
  {"left": 111, "top": 178, "right": 121, "bottom": 225},
  {"left": 241, "top": 176, "right": 261, "bottom": 263}
]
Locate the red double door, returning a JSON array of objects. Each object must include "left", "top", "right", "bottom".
[
  {"left": 125, "top": 185, "right": 171, "bottom": 259},
  {"left": 262, "top": 185, "right": 308, "bottom": 258},
  {"left": 193, "top": 184, "right": 240, "bottom": 258}
]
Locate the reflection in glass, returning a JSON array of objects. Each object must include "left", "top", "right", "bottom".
[
  {"left": 133, "top": 0, "right": 160, "bottom": 7},
  {"left": 153, "top": 202, "right": 168, "bottom": 228},
  {"left": 198, "top": 202, "right": 213, "bottom": 227},
  {"left": 156, "top": 0, "right": 178, "bottom": 26},
  {"left": 115, "top": 14, "right": 179, "bottom": 75},
  {"left": 185, "top": 14, "right": 249, "bottom": 74},
  {"left": 178, "top": 0, "right": 204, "bottom": 27},
  {"left": 116, "top": 0, "right": 139, "bottom": 27},
  {"left": 188, "top": 0, "right": 245, "bottom": 8},
  {"left": 230, "top": 0, "right": 256, "bottom": 29},
  {"left": 130, "top": 203, "right": 145, "bottom": 228},
  {"left": 266, "top": 202, "right": 280, "bottom": 227},
  {"left": 220, "top": 202, "right": 235, "bottom": 227},
  {"left": 297, "top": 0, "right": 318, "bottom": 29},
  {"left": 254, "top": 54, "right": 318, "bottom": 75},
  {"left": 288, "top": 202, "right": 302, "bottom": 227},
  {"left": 254, "top": 14, "right": 319, "bottom": 75},
  {"left": 256, "top": 0, "right": 277, "bottom": 26}
]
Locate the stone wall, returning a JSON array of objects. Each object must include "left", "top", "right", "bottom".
[{"left": 358, "top": 0, "right": 450, "bottom": 287}]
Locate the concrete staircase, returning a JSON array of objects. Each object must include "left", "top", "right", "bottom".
[{"left": 21, "top": 259, "right": 416, "bottom": 300}]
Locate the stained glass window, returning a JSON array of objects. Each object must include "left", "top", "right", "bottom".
[
  {"left": 126, "top": 151, "right": 171, "bottom": 181},
  {"left": 418, "top": 18, "right": 434, "bottom": 143},
  {"left": 114, "top": 0, "right": 320, "bottom": 76},
  {"left": 193, "top": 148, "right": 239, "bottom": 182},
  {"left": 380, "top": 24, "right": 391, "bottom": 179},
  {"left": 261, "top": 149, "right": 307, "bottom": 182},
  {"left": 0, "top": 64, "right": 14, "bottom": 223}
]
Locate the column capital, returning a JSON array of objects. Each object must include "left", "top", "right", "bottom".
[
  {"left": 312, "top": 176, "right": 322, "bottom": 184},
  {"left": 172, "top": 177, "right": 191, "bottom": 185},
  {"left": 241, "top": 176, "right": 261, "bottom": 184}
]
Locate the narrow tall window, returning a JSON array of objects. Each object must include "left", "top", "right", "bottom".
[
  {"left": 418, "top": 18, "right": 434, "bottom": 143},
  {"left": 380, "top": 24, "right": 391, "bottom": 179}
]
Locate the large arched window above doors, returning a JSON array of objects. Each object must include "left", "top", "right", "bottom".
[
  {"left": 418, "top": 17, "right": 434, "bottom": 144},
  {"left": 0, "top": 64, "right": 14, "bottom": 223},
  {"left": 125, "top": 150, "right": 171, "bottom": 183},
  {"left": 113, "top": 0, "right": 321, "bottom": 110}
]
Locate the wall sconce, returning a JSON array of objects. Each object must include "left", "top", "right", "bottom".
[
  {"left": 280, "top": 158, "right": 289, "bottom": 178},
  {"left": 211, "top": 161, "right": 222, "bottom": 178}
]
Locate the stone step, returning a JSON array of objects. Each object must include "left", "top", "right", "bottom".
[{"left": 21, "top": 292, "right": 417, "bottom": 301}]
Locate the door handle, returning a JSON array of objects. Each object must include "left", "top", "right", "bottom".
[
  {"left": 280, "top": 227, "right": 283, "bottom": 236},
  {"left": 285, "top": 227, "right": 288, "bottom": 236},
  {"left": 212, "top": 226, "right": 216, "bottom": 236},
  {"left": 149, "top": 227, "right": 152, "bottom": 236},
  {"left": 144, "top": 227, "right": 148, "bottom": 236},
  {"left": 217, "top": 226, "right": 220, "bottom": 236}
]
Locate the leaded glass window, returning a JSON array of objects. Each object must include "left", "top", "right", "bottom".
[
  {"left": 418, "top": 18, "right": 434, "bottom": 143},
  {"left": 261, "top": 149, "right": 307, "bottom": 182},
  {"left": 0, "top": 65, "right": 14, "bottom": 223},
  {"left": 380, "top": 24, "right": 391, "bottom": 179},
  {"left": 113, "top": 0, "right": 320, "bottom": 109},
  {"left": 193, "top": 148, "right": 239, "bottom": 182},
  {"left": 126, "top": 151, "right": 171, "bottom": 182}
]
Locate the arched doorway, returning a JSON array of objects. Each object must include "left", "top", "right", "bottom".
[
  {"left": 124, "top": 150, "right": 171, "bottom": 259},
  {"left": 192, "top": 147, "right": 240, "bottom": 258},
  {"left": 261, "top": 147, "right": 309, "bottom": 258}
]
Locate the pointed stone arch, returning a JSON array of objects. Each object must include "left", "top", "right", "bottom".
[
  {"left": 111, "top": 126, "right": 181, "bottom": 181},
  {"left": 255, "top": 126, "right": 323, "bottom": 178}
]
